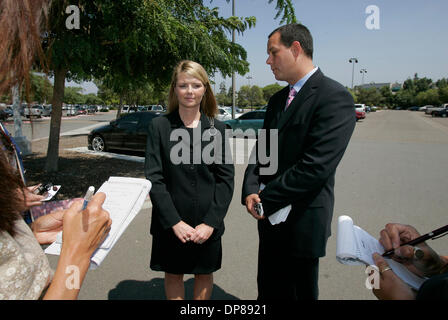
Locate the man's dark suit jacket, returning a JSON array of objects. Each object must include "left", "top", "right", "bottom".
[
  {"left": 242, "top": 68, "right": 356, "bottom": 258},
  {"left": 145, "top": 110, "right": 234, "bottom": 240}
]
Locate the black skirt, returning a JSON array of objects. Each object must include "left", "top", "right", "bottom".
[{"left": 150, "top": 230, "right": 222, "bottom": 275}]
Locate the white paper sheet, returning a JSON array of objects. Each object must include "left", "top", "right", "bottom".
[
  {"left": 259, "top": 183, "right": 291, "bottom": 225},
  {"left": 45, "top": 177, "right": 151, "bottom": 270},
  {"left": 336, "top": 215, "right": 426, "bottom": 290}
]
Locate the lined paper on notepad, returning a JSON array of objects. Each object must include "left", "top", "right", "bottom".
[
  {"left": 45, "top": 176, "right": 151, "bottom": 269},
  {"left": 336, "top": 215, "right": 426, "bottom": 290}
]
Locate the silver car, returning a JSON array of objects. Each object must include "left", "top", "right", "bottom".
[
  {"left": 216, "top": 108, "right": 232, "bottom": 121},
  {"left": 24, "top": 105, "right": 44, "bottom": 118}
]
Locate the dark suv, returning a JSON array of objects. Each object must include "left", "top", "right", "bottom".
[
  {"left": 88, "top": 111, "right": 162, "bottom": 152},
  {"left": 432, "top": 108, "right": 448, "bottom": 118},
  {"left": 0, "top": 109, "right": 11, "bottom": 121}
]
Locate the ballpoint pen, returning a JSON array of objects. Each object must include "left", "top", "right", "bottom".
[
  {"left": 82, "top": 186, "right": 95, "bottom": 210},
  {"left": 382, "top": 224, "right": 448, "bottom": 258}
]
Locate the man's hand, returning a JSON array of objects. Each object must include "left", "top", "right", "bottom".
[
  {"left": 370, "top": 253, "right": 416, "bottom": 300},
  {"left": 245, "top": 194, "right": 265, "bottom": 220},
  {"left": 379, "top": 223, "right": 445, "bottom": 277}
]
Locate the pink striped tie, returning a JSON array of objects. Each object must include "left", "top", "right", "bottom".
[{"left": 285, "top": 87, "right": 297, "bottom": 110}]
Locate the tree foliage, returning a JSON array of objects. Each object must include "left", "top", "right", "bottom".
[
  {"left": 262, "top": 83, "right": 284, "bottom": 102},
  {"left": 43, "top": 0, "right": 298, "bottom": 88},
  {"left": 215, "top": 81, "right": 232, "bottom": 106},
  {"left": 356, "top": 87, "right": 384, "bottom": 106},
  {"left": 237, "top": 85, "right": 265, "bottom": 107},
  {"left": 40, "top": 0, "right": 297, "bottom": 171},
  {"left": 355, "top": 74, "right": 448, "bottom": 108},
  {"left": 215, "top": 82, "right": 285, "bottom": 107}
]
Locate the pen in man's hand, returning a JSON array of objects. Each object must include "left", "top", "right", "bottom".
[
  {"left": 382, "top": 224, "right": 448, "bottom": 258},
  {"left": 82, "top": 186, "right": 95, "bottom": 210}
]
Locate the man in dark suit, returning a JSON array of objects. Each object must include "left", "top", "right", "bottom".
[{"left": 242, "top": 23, "right": 356, "bottom": 300}]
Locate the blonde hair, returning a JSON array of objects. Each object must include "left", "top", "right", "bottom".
[{"left": 167, "top": 60, "right": 217, "bottom": 118}]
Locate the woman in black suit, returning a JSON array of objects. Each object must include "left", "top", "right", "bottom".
[{"left": 145, "top": 60, "right": 234, "bottom": 300}]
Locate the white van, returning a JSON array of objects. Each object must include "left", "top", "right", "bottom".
[{"left": 354, "top": 104, "right": 366, "bottom": 113}]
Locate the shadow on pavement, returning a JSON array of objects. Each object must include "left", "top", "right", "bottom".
[
  {"left": 23, "top": 155, "right": 145, "bottom": 199},
  {"left": 108, "top": 278, "right": 239, "bottom": 300}
]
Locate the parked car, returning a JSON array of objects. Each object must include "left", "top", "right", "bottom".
[
  {"left": 425, "top": 104, "right": 448, "bottom": 115},
  {"left": 4, "top": 107, "right": 14, "bottom": 118},
  {"left": 355, "top": 104, "right": 366, "bottom": 113},
  {"left": 216, "top": 107, "right": 232, "bottom": 121},
  {"left": 66, "top": 105, "right": 79, "bottom": 116},
  {"left": 356, "top": 110, "right": 366, "bottom": 121},
  {"left": 221, "top": 106, "right": 243, "bottom": 118},
  {"left": 121, "top": 105, "right": 133, "bottom": 113},
  {"left": 419, "top": 105, "right": 433, "bottom": 111},
  {"left": 88, "top": 111, "right": 162, "bottom": 152},
  {"left": 87, "top": 105, "right": 97, "bottom": 114},
  {"left": 77, "top": 105, "right": 88, "bottom": 115},
  {"left": 408, "top": 106, "right": 420, "bottom": 111},
  {"left": 149, "top": 105, "right": 165, "bottom": 112},
  {"left": 0, "top": 109, "right": 11, "bottom": 121},
  {"left": 432, "top": 108, "right": 448, "bottom": 118},
  {"left": 223, "top": 110, "right": 266, "bottom": 137},
  {"left": 138, "top": 106, "right": 149, "bottom": 112},
  {"left": 23, "top": 105, "right": 45, "bottom": 118},
  {"left": 42, "top": 105, "right": 52, "bottom": 116}
]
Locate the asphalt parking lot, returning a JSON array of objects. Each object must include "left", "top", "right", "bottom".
[{"left": 43, "top": 110, "right": 448, "bottom": 300}]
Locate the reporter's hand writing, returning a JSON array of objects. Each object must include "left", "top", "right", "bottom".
[
  {"left": 379, "top": 223, "right": 445, "bottom": 277},
  {"left": 370, "top": 253, "right": 416, "bottom": 300},
  {"left": 60, "top": 192, "right": 112, "bottom": 261},
  {"left": 245, "top": 194, "right": 265, "bottom": 220},
  {"left": 43, "top": 192, "right": 111, "bottom": 300}
]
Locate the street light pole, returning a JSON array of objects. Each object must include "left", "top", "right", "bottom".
[
  {"left": 11, "top": 83, "right": 31, "bottom": 155},
  {"left": 349, "top": 58, "right": 358, "bottom": 89},
  {"left": 360, "top": 69, "right": 367, "bottom": 85},
  {"left": 231, "top": 0, "right": 236, "bottom": 119},
  {"left": 246, "top": 75, "right": 252, "bottom": 110}
]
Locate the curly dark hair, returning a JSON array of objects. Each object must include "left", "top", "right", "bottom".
[{"left": 0, "top": 150, "right": 26, "bottom": 237}]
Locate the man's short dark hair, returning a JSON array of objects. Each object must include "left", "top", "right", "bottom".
[{"left": 269, "top": 23, "right": 313, "bottom": 59}]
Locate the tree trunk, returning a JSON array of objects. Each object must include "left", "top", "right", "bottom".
[
  {"left": 116, "top": 96, "right": 123, "bottom": 119},
  {"left": 12, "top": 84, "right": 23, "bottom": 137},
  {"left": 45, "top": 66, "right": 67, "bottom": 173}
]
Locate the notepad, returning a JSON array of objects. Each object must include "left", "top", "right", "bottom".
[
  {"left": 45, "top": 177, "right": 151, "bottom": 269},
  {"left": 336, "top": 215, "right": 426, "bottom": 290}
]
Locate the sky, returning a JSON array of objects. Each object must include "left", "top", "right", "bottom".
[{"left": 74, "top": 0, "right": 448, "bottom": 94}]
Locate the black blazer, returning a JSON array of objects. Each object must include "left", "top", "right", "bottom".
[
  {"left": 145, "top": 110, "right": 234, "bottom": 240},
  {"left": 242, "top": 69, "right": 356, "bottom": 258}
]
